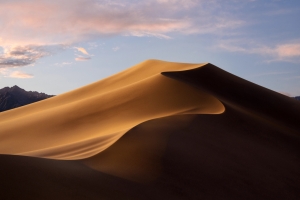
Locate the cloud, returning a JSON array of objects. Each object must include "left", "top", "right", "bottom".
[
  {"left": 8, "top": 71, "right": 34, "bottom": 79},
  {"left": 0, "top": 45, "right": 64, "bottom": 68},
  {"left": 217, "top": 40, "right": 300, "bottom": 62},
  {"left": 74, "top": 46, "right": 92, "bottom": 61},
  {"left": 75, "top": 47, "right": 89, "bottom": 55},
  {"left": 0, "top": 0, "right": 247, "bottom": 66},
  {"left": 0, "top": 0, "right": 244, "bottom": 46},
  {"left": 275, "top": 44, "right": 300, "bottom": 58},
  {"left": 75, "top": 56, "right": 91, "bottom": 61},
  {"left": 0, "top": 0, "right": 191, "bottom": 46}
]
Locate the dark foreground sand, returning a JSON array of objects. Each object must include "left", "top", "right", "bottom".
[{"left": 0, "top": 60, "right": 299, "bottom": 199}]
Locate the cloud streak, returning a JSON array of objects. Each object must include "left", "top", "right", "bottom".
[
  {"left": 9, "top": 71, "right": 34, "bottom": 79},
  {"left": 0, "top": 0, "right": 188, "bottom": 46},
  {"left": 0, "top": 69, "right": 34, "bottom": 79},
  {"left": 75, "top": 56, "right": 91, "bottom": 61},
  {"left": 0, "top": 0, "right": 243, "bottom": 45},
  {"left": 218, "top": 40, "right": 300, "bottom": 62}
]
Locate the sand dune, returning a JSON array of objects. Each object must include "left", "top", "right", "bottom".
[
  {"left": 0, "top": 60, "right": 224, "bottom": 159},
  {"left": 0, "top": 60, "right": 299, "bottom": 199}
]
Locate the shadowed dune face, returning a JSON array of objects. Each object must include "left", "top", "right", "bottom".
[
  {"left": 0, "top": 60, "right": 224, "bottom": 160},
  {"left": 82, "top": 115, "right": 197, "bottom": 182},
  {"left": 162, "top": 64, "right": 300, "bottom": 135}
]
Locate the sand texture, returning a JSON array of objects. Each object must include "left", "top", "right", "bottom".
[{"left": 0, "top": 60, "right": 299, "bottom": 199}]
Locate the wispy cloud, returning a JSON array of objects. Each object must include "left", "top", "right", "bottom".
[
  {"left": 0, "top": 0, "right": 192, "bottom": 46},
  {"left": 75, "top": 57, "right": 91, "bottom": 61},
  {"left": 0, "top": 0, "right": 245, "bottom": 44},
  {"left": 0, "top": 69, "right": 34, "bottom": 79},
  {"left": 74, "top": 47, "right": 92, "bottom": 61},
  {"left": 217, "top": 40, "right": 300, "bottom": 62},
  {"left": 8, "top": 71, "right": 34, "bottom": 79},
  {"left": 75, "top": 47, "right": 89, "bottom": 55},
  {"left": 275, "top": 44, "right": 300, "bottom": 58}
]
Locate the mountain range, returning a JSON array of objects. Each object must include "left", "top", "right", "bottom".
[{"left": 0, "top": 85, "right": 54, "bottom": 112}]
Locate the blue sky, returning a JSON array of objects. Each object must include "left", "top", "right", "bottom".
[{"left": 0, "top": 0, "right": 299, "bottom": 96}]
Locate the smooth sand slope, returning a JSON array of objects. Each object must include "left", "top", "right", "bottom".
[{"left": 0, "top": 60, "right": 299, "bottom": 199}]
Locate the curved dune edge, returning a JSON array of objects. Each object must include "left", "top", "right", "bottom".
[
  {"left": 81, "top": 114, "right": 198, "bottom": 182},
  {"left": 0, "top": 60, "right": 225, "bottom": 160}
]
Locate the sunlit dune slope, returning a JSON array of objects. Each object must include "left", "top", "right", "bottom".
[{"left": 0, "top": 60, "right": 224, "bottom": 160}]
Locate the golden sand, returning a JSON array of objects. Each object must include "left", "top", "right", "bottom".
[{"left": 0, "top": 60, "right": 224, "bottom": 160}]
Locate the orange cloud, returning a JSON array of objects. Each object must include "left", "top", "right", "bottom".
[
  {"left": 75, "top": 47, "right": 89, "bottom": 55},
  {"left": 9, "top": 71, "right": 34, "bottom": 79}
]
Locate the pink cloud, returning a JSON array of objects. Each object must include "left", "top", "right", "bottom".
[
  {"left": 0, "top": 0, "right": 191, "bottom": 46},
  {"left": 0, "top": 0, "right": 244, "bottom": 46},
  {"left": 75, "top": 56, "right": 91, "bottom": 61},
  {"left": 275, "top": 44, "right": 300, "bottom": 58},
  {"left": 0, "top": 0, "right": 245, "bottom": 67},
  {"left": 217, "top": 40, "right": 300, "bottom": 62},
  {"left": 9, "top": 71, "right": 34, "bottom": 79}
]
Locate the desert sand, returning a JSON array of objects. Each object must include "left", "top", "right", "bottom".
[{"left": 0, "top": 60, "right": 299, "bottom": 199}]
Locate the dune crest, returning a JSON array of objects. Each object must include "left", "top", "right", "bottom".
[{"left": 0, "top": 60, "right": 224, "bottom": 160}]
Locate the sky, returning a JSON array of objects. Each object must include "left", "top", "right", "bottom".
[{"left": 0, "top": 0, "right": 299, "bottom": 96}]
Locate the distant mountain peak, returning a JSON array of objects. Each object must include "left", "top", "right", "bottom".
[{"left": 0, "top": 86, "right": 54, "bottom": 112}]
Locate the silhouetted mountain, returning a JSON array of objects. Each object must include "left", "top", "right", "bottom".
[
  {"left": 294, "top": 96, "right": 300, "bottom": 101},
  {"left": 0, "top": 85, "right": 54, "bottom": 112}
]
